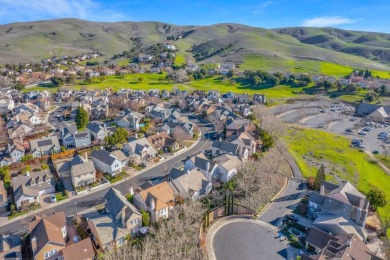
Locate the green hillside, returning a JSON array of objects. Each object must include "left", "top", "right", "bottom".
[
  {"left": 0, "top": 19, "right": 390, "bottom": 73},
  {"left": 274, "top": 27, "right": 390, "bottom": 66}
]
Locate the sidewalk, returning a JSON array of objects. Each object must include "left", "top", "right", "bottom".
[{"left": 0, "top": 130, "right": 202, "bottom": 228}]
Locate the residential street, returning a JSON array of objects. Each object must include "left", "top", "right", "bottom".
[
  {"left": 258, "top": 151, "right": 306, "bottom": 226},
  {"left": 0, "top": 115, "right": 212, "bottom": 235}
]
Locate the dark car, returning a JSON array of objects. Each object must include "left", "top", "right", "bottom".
[
  {"left": 345, "top": 129, "right": 352, "bottom": 133},
  {"left": 286, "top": 214, "right": 299, "bottom": 222}
]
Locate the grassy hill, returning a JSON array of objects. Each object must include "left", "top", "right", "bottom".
[
  {"left": 274, "top": 27, "right": 390, "bottom": 66},
  {"left": 0, "top": 19, "right": 390, "bottom": 73}
]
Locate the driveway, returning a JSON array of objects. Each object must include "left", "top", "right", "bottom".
[{"left": 210, "top": 218, "right": 287, "bottom": 260}]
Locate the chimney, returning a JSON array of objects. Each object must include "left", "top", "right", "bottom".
[
  {"left": 206, "top": 161, "right": 210, "bottom": 173},
  {"left": 85, "top": 152, "right": 88, "bottom": 161},
  {"left": 186, "top": 170, "right": 190, "bottom": 174},
  {"left": 129, "top": 187, "right": 134, "bottom": 195},
  {"left": 135, "top": 133, "right": 138, "bottom": 139},
  {"left": 149, "top": 199, "right": 155, "bottom": 211},
  {"left": 104, "top": 124, "right": 107, "bottom": 131},
  {"left": 320, "top": 184, "right": 325, "bottom": 195}
]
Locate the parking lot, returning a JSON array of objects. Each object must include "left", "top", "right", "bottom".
[{"left": 271, "top": 102, "right": 390, "bottom": 154}]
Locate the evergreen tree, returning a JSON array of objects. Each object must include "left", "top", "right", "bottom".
[
  {"left": 313, "top": 164, "right": 326, "bottom": 191},
  {"left": 75, "top": 107, "right": 89, "bottom": 130}
]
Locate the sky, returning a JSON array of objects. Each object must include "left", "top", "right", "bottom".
[{"left": 0, "top": 0, "right": 389, "bottom": 33}]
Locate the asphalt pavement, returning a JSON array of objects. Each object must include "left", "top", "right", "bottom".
[
  {"left": 212, "top": 220, "right": 287, "bottom": 260},
  {"left": 0, "top": 115, "right": 212, "bottom": 235}
]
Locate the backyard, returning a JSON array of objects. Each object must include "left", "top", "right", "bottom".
[{"left": 285, "top": 126, "right": 390, "bottom": 220}]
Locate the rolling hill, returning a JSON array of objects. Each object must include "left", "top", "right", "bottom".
[
  {"left": 0, "top": 19, "right": 389, "bottom": 73},
  {"left": 274, "top": 27, "right": 390, "bottom": 66}
]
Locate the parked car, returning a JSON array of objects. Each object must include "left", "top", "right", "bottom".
[
  {"left": 373, "top": 150, "right": 379, "bottom": 154},
  {"left": 286, "top": 214, "right": 299, "bottom": 222},
  {"left": 345, "top": 129, "right": 352, "bottom": 133},
  {"left": 50, "top": 194, "right": 57, "bottom": 203},
  {"left": 358, "top": 131, "right": 366, "bottom": 135}
]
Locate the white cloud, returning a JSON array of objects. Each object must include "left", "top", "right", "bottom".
[
  {"left": 302, "top": 16, "right": 356, "bottom": 27},
  {"left": 0, "top": 0, "right": 125, "bottom": 24},
  {"left": 252, "top": 1, "right": 273, "bottom": 15}
]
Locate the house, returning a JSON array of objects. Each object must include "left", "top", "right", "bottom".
[
  {"left": 91, "top": 105, "right": 109, "bottom": 120},
  {"left": 138, "top": 54, "right": 153, "bottom": 62},
  {"left": 308, "top": 181, "right": 369, "bottom": 241},
  {"left": 61, "top": 237, "right": 95, "bottom": 260},
  {"left": 70, "top": 154, "right": 96, "bottom": 188},
  {"left": 30, "top": 136, "right": 61, "bottom": 158},
  {"left": 253, "top": 94, "right": 267, "bottom": 105},
  {"left": 11, "top": 170, "right": 55, "bottom": 210},
  {"left": 226, "top": 131, "right": 257, "bottom": 155},
  {"left": 236, "top": 93, "right": 249, "bottom": 104},
  {"left": 13, "top": 111, "right": 43, "bottom": 125},
  {"left": 90, "top": 149, "right": 123, "bottom": 175},
  {"left": 133, "top": 181, "right": 177, "bottom": 222},
  {"left": 302, "top": 227, "right": 381, "bottom": 260},
  {"left": 170, "top": 168, "right": 212, "bottom": 201},
  {"left": 60, "top": 124, "right": 91, "bottom": 148},
  {"left": 147, "top": 132, "right": 179, "bottom": 152},
  {"left": 114, "top": 109, "right": 144, "bottom": 131},
  {"left": 356, "top": 103, "right": 390, "bottom": 121},
  {"left": 211, "top": 140, "right": 248, "bottom": 160},
  {"left": 123, "top": 137, "right": 157, "bottom": 164},
  {"left": 184, "top": 153, "right": 218, "bottom": 182},
  {"left": 308, "top": 181, "right": 369, "bottom": 228},
  {"left": 0, "top": 181, "right": 7, "bottom": 213},
  {"left": 6, "top": 140, "right": 25, "bottom": 163},
  {"left": 0, "top": 99, "right": 15, "bottom": 114},
  {"left": 111, "top": 150, "right": 129, "bottom": 168},
  {"left": 84, "top": 188, "right": 142, "bottom": 250},
  {"left": 213, "top": 154, "right": 242, "bottom": 183},
  {"left": 87, "top": 122, "right": 115, "bottom": 141},
  {"left": 14, "top": 102, "right": 40, "bottom": 114},
  {"left": 8, "top": 122, "right": 35, "bottom": 139},
  {"left": 206, "top": 90, "right": 220, "bottom": 102},
  {"left": 220, "top": 64, "right": 236, "bottom": 70},
  {"left": 28, "top": 212, "right": 67, "bottom": 260},
  {"left": 0, "top": 234, "right": 22, "bottom": 260}
]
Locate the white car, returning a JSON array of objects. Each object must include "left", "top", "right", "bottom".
[{"left": 50, "top": 194, "right": 57, "bottom": 203}]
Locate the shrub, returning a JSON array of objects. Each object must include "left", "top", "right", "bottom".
[{"left": 141, "top": 210, "right": 150, "bottom": 226}]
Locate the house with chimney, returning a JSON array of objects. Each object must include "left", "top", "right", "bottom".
[
  {"left": 308, "top": 181, "right": 369, "bottom": 241},
  {"left": 133, "top": 181, "right": 177, "bottom": 222},
  {"left": 184, "top": 153, "right": 218, "bottom": 182},
  {"left": 28, "top": 212, "right": 67, "bottom": 260},
  {"left": 84, "top": 188, "right": 142, "bottom": 250},
  {"left": 87, "top": 122, "right": 116, "bottom": 142}
]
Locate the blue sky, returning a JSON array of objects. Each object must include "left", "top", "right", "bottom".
[{"left": 0, "top": 0, "right": 389, "bottom": 33}]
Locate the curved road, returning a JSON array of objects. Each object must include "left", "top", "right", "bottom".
[{"left": 0, "top": 114, "right": 213, "bottom": 235}]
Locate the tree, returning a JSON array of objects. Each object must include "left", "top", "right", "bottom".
[
  {"left": 345, "top": 84, "right": 357, "bottom": 93},
  {"left": 367, "top": 189, "right": 386, "bottom": 210},
  {"left": 141, "top": 210, "right": 150, "bottom": 226},
  {"left": 259, "top": 129, "right": 274, "bottom": 151},
  {"left": 252, "top": 75, "right": 262, "bottom": 86},
  {"left": 172, "top": 126, "right": 190, "bottom": 145},
  {"left": 268, "top": 76, "right": 280, "bottom": 87},
  {"left": 14, "top": 83, "right": 25, "bottom": 91},
  {"left": 105, "top": 128, "right": 128, "bottom": 145},
  {"left": 313, "top": 164, "right": 326, "bottom": 191},
  {"left": 51, "top": 76, "right": 65, "bottom": 87},
  {"left": 226, "top": 70, "right": 234, "bottom": 78},
  {"left": 41, "top": 164, "right": 49, "bottom": 170},
  {"left": 138, "top": 77, "right": 144, "bottom": 83},
  {"left": 75, "top": 107, "right": 89, "bottom": 130}
]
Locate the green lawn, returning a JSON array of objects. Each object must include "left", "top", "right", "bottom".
[
  {"left": 285, "top": 126, "right": 390, "bottom": 219},
  {"left": 241, "top": 54, "right": 390, "bottom": 77},
  {"left": 25, "top": 74, "right": 309, "bottom": 100},
  {"left": 174, "top": 52, "right": 186, "bottom": 66}
]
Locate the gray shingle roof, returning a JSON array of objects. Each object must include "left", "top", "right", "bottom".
[{"left": 90, "top": 150, "right": 117, "bottom": 166}]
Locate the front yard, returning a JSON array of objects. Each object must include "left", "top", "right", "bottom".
[{"left": 104, "top": 171, "right": 128, "bottom": 183}]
